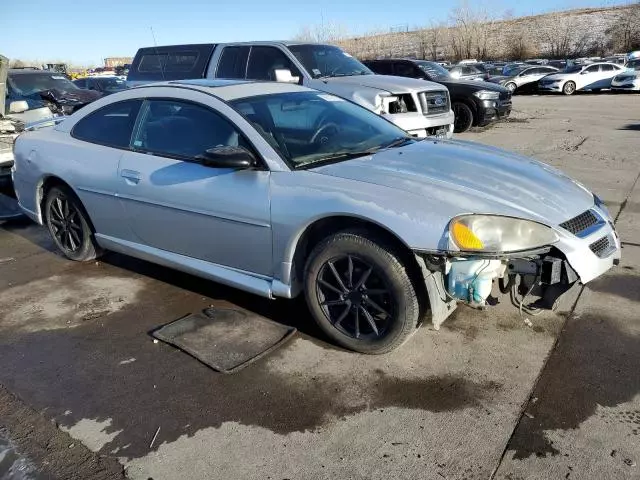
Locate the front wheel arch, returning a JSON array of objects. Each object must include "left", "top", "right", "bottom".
[{"left": 288, "top": 216, "right": 426, "bottom": 305}]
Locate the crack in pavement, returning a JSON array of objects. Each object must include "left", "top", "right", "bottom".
[{"left": 489, "top": 166, "right": 640, "bottom": 477}]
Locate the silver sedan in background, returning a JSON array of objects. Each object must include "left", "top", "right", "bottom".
[
  {"left": 489, "top": 66, "right": 559, "bottom": 93},
  {"left": 12, "top": 80, "right": 620, "bottom": 353}
]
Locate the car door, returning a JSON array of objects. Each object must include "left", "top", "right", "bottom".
[
  {"left": 578, "top": 64, "right": 601, "bottom": 89},
  {"left": 518, "top": 67, "right": 544, "bottom": 86},
  {"left": 598, "top": 64, "right": 618, "bottom": 88},
  {"left": 116, "top": 95, "right": 272, "bottom": 276},
  {"left": 393, "top": 61, "right": 421, "bottom": 79}
]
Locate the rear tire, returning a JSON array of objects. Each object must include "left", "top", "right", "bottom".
[
  {"left": 563, "top": 81, "right": 576, "bottom": 95},
  {"left": 44, "top": 186, "right": 102, "bottom": 262},
  {"left": 304, "top": 230, "right": 420, "bottom": 354},
  {"left": 505, "top": 82, "right": 517, "bottom": 93},
  {"left": 453, "top": 102, "right": 474, "bottom": 133}
]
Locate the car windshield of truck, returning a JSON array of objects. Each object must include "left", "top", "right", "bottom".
[
  {"left": 415, "top": 61, "right": 451, "bottom": 80},
  {"left": 9, "top": 73, "right": 79, "bottom": 96},
  {"left": 288, "top": 44, "right": 373, "bottom": 78},
  {"left": 96, "top": 77, "right": 129, "bottom": 92},
  {"left": 563, "top": 66, "right": 583, "bottom": 73},
  {"left": 231, "top": 91, "right": 414, "bottom": 169}
]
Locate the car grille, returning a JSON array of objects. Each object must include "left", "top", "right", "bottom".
[
  {"left": 419, "top": 91, "right": 449, "bottom": 115},
  {"left": 559, "top": 210, "right": 600, "bottom": 236},
  {"left": 589, "top": 235, "right": 616, "bottom": 258}
]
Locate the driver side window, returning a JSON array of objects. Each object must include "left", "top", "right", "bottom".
[
  {"left": 584, "top": 65, "right": 600, "bottom": 74},
  {"left": 132, "top": 99, "right": 248, "bottom": 160},
  {"left": 246, "top": 46, "right": 300, "bottom": 81}
]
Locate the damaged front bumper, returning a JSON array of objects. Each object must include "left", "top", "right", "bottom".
[
  {"left": 385, "top": 110, "right": 455, "bottom": 139},
  {"left": 415, "top": 204, "right": 621, "bottom": 329}
]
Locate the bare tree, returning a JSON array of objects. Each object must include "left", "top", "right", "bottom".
[
  {"left": 294, "top": 21, "right": 349, "bottom": 44},
  {"left": 449, "top": 0, "right": 495, "bottom": 60},
  {"left": 536, "top": 11, "right": 578, "bottom": 58},
  {"left": 607, "top": 1, "right": 640, "bottom": 52},
  {"left": 415, "top": 21, "right": 448, "bottom": 60}
]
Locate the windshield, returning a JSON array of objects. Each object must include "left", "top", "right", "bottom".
[
  {"left": 563, "top": 65, "right": 583, "bottom": 73},
  {"left": 288, "top": 44, "right": 373, "bottom": 78},
  {"left": 9, "top": 73, "right": 79, "bottom": 96},
  {"left": 415, "top": 61, "right": 451, "bottom": 80},
  {"left": 96, "top": 77, "right": 128, "bottom": 92},
  {"left": 508, "top": 67, "right": 528, "bottom": 77},
  {"left": 626, "top": 59, "right": 640, "bottom": 70},
  {"left": 231, "top": 91, "right": 413, "bottom": 169}
]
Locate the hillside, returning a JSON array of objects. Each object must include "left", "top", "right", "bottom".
[{"left": 336, "top": 5, "right": 640, "bottom": 61}]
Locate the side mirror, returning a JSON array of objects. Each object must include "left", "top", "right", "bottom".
[
  {"left": 274, "top": 69, "right": 300, "bottom": 84},
  {"left": 9, "top": 101, "right": 29, "bottom": 114},
  {"left": 195, "top": 146, "right": 257, "bottom": 169}
]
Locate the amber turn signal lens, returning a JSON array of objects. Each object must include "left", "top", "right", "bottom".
[{"left": 451, "top": 221, "right": 485, "bottom": 250}]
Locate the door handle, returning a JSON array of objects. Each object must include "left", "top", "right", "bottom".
[{"left": 121, "top": 169, "right": 141, "bottom": 184}]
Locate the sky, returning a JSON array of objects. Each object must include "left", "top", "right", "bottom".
[{"left": 3, "top": 0, "right": 629, "bottom": 66}]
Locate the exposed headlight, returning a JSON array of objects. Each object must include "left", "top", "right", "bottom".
[
  {"left": 473, "top": 90, "right": 500, "bottom": 100},
  {"left": 449, "top": 215, "right": 559, "bottom": 253}
]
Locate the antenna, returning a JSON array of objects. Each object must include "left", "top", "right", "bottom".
[{"left": 150, "top": 26, "right": 166, "bottom": 81}]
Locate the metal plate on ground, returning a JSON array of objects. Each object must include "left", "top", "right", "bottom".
[
  {"left": 151, "top": 308, "right": 297, "bottom": 374},
  {"left": 0, "top": 193, "right": 23, "bottom": 221}
]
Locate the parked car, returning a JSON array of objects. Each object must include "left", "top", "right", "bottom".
[
  {"left": 502, "top": 63, "right": 525, "bottom": 76},
  {"left": 364, "top": 59, "right": 511, "bottom": 133},
  {"left": 12, "top": 80, "right": 620, "bottom": 353},
  {"left": 538, "top": 63, "right": 625, "bottom": 95},
  {"left": 1, "top": 65, "right": 95, "bottom": 185},
  {"left": 611, "top": 58, "right": 640, "bottom": 92},
  {"left": 489, "top": 65, "right": 559, "bottom": 93},
  {"left": 127, "top": 43, "right": 454, "bottom": 138},
  {"left": 547, "top": 60, "right": 570, "bottom": 70},
  {"left": 447, "top": 64, "right": 487, "bottom": 81},
  {"left": 73, "top": 76, "right": 129, "bottom": 95}
]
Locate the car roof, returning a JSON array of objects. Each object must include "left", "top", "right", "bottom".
[
  {"left": 135, "top": 79, "right": 314, "bottom": 100},
  {"left": 8, "top": 69, "right": 58, "bottom": 75}
]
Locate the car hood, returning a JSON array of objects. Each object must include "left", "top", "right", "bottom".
[
  {"left": 311, "top": 139, "right": 594, "bottom": 225},
  {"left": 441, "top": 78, "right": 507, "bottom": 91},
  {"left": 40, "top": 87, "right": 102, "bottom": 106},
  {"left": 324, "top": 74, "right": 445, "bottom": 94}
]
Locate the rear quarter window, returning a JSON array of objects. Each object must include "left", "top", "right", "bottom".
[{"left": 72, "top": 100, "right": 142, "bottom": 148}]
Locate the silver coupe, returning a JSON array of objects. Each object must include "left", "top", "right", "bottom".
[{"left": 12, "top": 80, "right": 621, "bottom": 353}]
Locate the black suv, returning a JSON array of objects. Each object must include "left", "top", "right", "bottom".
[{"left": 364, "top": 59, "right": 511, "bottom": 133}]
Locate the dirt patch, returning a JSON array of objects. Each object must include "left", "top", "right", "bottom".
[{"left": 0, "top": 273, "right": 144, "bottom": 333}]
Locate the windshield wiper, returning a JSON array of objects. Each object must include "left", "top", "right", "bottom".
[
  {"left": 294, "top": 151, "right": 374, "bottom": 170},
  {"left": 382, "top": 136, "right": 415, "bottom": 149}
]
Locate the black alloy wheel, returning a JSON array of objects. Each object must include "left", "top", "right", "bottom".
[
  {"left": 45, "top": 186, "right": 102, "bottom": 261},
  {"left": 304, "top": 231, "right": 420, "bottom": 354},
  {"left": 316, "top": 254, "right": 394, "bottom": 339}
]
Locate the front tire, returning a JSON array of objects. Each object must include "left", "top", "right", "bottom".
[
  {"left": 45, "top": 186, "right": 102, "bottom": 262},
  {"left": 563, "top": 81, "right": 576, "bottom": 95},
  {"left": 304, "top": 231, "right": 420, "bottom": 354},
  {"left": 453, "top": 102, "right": 474, "bottom": 133}
]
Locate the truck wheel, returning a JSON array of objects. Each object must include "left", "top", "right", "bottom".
[
  {"left": 44, "top": 186, "right": 102, "bottom": 262},
  {"left": 563, "top": 81, "right": 576, "bottom": 95},
  {"left": 453, "top": 102, "right": 474, "bottom": 133},
  {"left": 304, "top": 230, "right": 420, "bottom": 354}
]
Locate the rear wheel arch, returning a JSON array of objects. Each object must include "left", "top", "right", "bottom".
[
  {"left": 39, "top": 176, "right": 96, "bottom": 233},
  {"left": 288, "top": 216, "right": 427, "bottom": 309}
]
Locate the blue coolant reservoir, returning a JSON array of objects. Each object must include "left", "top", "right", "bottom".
[{"left": 447, "top": 259, "right": 503, "bottom": 305}]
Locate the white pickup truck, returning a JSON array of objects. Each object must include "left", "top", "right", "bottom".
[{"left": 127, "top": 42, "right": 454, "bottom": 138}]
